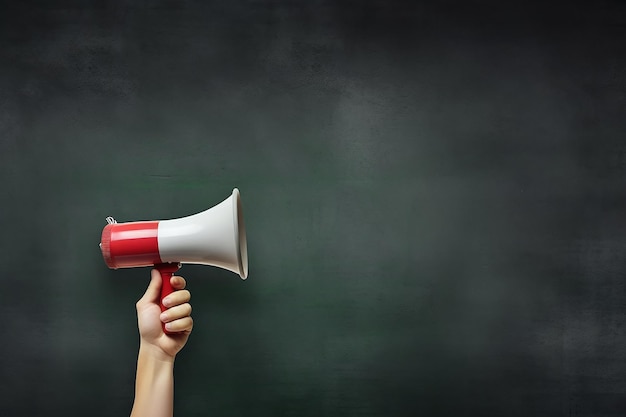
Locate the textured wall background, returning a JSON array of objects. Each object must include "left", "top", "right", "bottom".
[{"left": 1, "top": 1, "right": 626, "bottom": 416}]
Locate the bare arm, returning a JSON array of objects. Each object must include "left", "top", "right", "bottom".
[
  {"left": 130, "top": 269, "right": 193, "bottom": 417},
  {"left": 130, "top": 345, "right": 175, "bottom": 417}
]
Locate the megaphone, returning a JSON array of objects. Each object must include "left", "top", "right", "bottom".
[{"left": 99, "top": 188, "right": 248, "bottom": 332}]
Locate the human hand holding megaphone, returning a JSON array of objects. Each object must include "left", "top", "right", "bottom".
[{"left": 99, "top": 188, "right": 248, "bottom": 333}]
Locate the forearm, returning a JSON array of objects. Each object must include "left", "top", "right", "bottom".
[{"left": 130, "top": 343, "right": 175, "bottom": 417}]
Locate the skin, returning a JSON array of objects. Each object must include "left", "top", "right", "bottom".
[{"left": 130, "top": 269, "right": 193, "bottom": 417}]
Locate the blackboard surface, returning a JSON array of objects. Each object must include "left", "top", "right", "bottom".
[{"left": 1, "top": 1, "right": 626, "bottom": 416}]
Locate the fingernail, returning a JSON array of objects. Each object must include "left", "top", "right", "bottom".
[
  {"left": 165, "top": 322, "right": 173, "bottom": 331},
  {"left": 162, "top": 297, "right": 170, "bottom": 307},
  {"left": 160, "top": 312, "right": 168, "bottom": 322}
]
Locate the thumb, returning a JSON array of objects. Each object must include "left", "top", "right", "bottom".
[{"left": 137, "top": 269, "right": 162, "bottom": 307}]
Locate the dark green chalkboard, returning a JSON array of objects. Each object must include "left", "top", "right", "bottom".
[{"left": 2, "top": 1, "right": 626, "bottom": 416}]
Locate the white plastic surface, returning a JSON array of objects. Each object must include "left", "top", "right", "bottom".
[{"left": 157, "top": 188, "right": 248, "bottom": 279}]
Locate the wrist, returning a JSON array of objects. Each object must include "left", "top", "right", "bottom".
[{"left": 138, "top": 340, "right": 176, "bottom": 364}]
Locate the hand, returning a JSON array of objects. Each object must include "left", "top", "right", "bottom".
[{"left": 135, "top": 269, "right": 193, "bottom": 360}]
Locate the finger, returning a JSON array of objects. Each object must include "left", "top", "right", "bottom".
[
  {"left": 170, "top": 275, "right": 187, "bottom": 290},
  {"left": 137, "top": 269, "right": 162, "bottom": 307},
  {"left": 165, "top": 316, "right": 193, "bottom": 333},
  {"left": 162, "top": 289, "right": 191, "bottom": 308},
  {"left": 160, "top": 303, "right": 192, "bottom": 323}
]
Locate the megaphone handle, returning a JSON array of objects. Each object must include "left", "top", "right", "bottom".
[{"left": 155, "top": 262, "right": 182, "bottom": 334}]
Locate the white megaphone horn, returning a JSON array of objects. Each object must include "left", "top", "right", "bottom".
[{"left": 99, "top": 188, "right": 248, "bottom": 331}]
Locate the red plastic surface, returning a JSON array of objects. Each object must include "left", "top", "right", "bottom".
[
  {"left": 100, "top": 221, "right": 161, "bottom": 269},
  {"left": 156, "top": 263, "right": 181, "bottom": 334}
]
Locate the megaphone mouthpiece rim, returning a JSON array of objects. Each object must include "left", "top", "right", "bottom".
[{"left": 232, "top": 188, "right": 249, "bottom": 280}]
